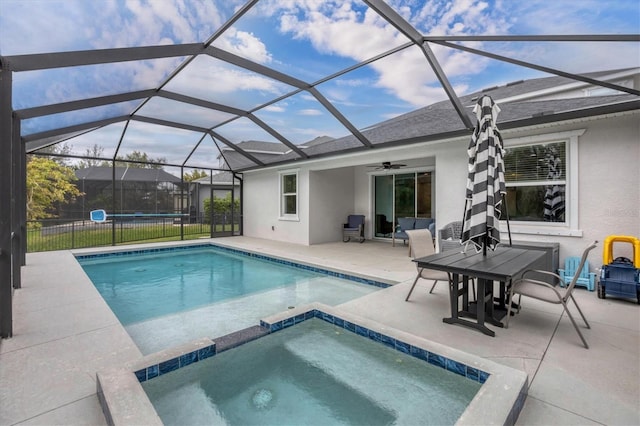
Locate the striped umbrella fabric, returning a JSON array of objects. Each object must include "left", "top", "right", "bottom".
[
  {"left": 543, "top": 148, "right": 565, "bottom": 221},
  {"left": 461, "top": 95, "right": 506, "bottom": 253}
]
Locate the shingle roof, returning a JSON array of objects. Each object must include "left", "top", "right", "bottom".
[
  {"left": 254, "top": 70, "right": 639, "bottom": 167},
  {"left": 192, "top": 171, "right": 235, "bottom": 184},
  {"left": 222, "top": 140, "right": 290, "bottom": 154},
  {"left": 75, "top": 166, "right": 182, "bottom": 183}
]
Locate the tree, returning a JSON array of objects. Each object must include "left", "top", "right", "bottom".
[
  {"left": 203, "top": 193, "right": 240, "bottom": 223},
  {"left": 77, "top": 144, "right": 109, "bottom": 169},
  {"left": 115, "top": 151, "right": 166, "bottom": 169},
  {"left": 183, "top": 169, "right": 208, "bottom": 182},
  {"left": 26, "top": 156, "right": 82, "bottom": 222},
  {"left": 36, "top": 142, "right": 73, "bottom": 166}
]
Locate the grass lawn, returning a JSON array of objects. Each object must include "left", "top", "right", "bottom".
[{"left": 27, "top": 222, "right": 237, "bottom": 252}]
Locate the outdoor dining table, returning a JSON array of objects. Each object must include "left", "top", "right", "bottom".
[{"left": 414, "top": 246, "right": 546, "bottom": 337}]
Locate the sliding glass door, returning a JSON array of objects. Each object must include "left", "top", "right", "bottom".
[{"left": 374, "top": 172, "right": 432, "bottom": 238}]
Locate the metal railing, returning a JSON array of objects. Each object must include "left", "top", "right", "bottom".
[{"left": 26, "top": 213, "right": 239, "bottom": 252}]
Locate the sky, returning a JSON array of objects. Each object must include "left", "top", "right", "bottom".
[{"left": 1, "top": 0, "right": 638, "bottom": 168}]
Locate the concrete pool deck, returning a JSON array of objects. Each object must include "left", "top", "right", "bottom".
[{"left": 1, "top": 236, "right": 638, "bottom": 425}]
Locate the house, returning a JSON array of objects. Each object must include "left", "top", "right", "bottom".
[
  {"left": 70, "top": 166, "right": 185, "bottom": 219},
  {"left": 190, "top": 137, "right": 336, "bottom": 220},
  {"left": 239, "top": 68, "right": 640, "bottom": 265}
]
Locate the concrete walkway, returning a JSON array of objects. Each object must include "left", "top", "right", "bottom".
[{"left": 1, "top": 237, "right": 638, "bottom": 425}]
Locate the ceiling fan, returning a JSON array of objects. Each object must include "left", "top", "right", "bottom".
[{"left": 368, "top": 161, "right": 407, "bottom": 170}]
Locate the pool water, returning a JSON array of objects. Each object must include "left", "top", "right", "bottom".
[
  {"left": 142, "top": 319, "right": 481, "bottom": 425},
  {"left": 78, "top": 246, "right": 379, "bottom": 354}
]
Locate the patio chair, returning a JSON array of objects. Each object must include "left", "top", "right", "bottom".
[
  {"left": 404, "top": 229, "right": 451, "bottom": 301},
  {"left": 505, "top": 241, "right": 598, "bottom": 349},
  {"left": 438, "top": 221, "right": 464, "bottom": 252},
  {"left": 342, "top": 215, "right": 365, "bottom": 243}
]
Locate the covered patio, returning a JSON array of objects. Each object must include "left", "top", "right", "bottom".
[{"left": 1, "top": 237, "right": 638, "bottom": 425}]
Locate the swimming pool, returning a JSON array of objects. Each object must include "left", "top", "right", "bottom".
[
  {"left": 142, "top": 319, "right": 481, "bottom": 425},
  {"left": 77, "top": 244, "right": 385, "bottom": 354}
]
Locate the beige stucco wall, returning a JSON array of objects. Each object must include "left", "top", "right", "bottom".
[
  {"left": 243, "top": 168, "right": 310, "bottom": 245},
  {"left": 309, "top": 168, "right": 356, "bottom": 244}
]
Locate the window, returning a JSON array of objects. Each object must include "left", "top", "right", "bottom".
[
  {"left": 502, "top": 130, "right": 584, "bottom": 236},
  {"left": 504, "top": 141, "right": 566, "bottom": 222},
  {"left": 279, "top": 170, "right": 298, "bottom": 220}
]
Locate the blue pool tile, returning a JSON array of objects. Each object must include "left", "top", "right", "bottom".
[
  {"left": 180, "top": 351, "right": 198, "bottom": 368},
  {"left": 259, "top": 320, "right": 269, "bottom": 329},
  {"left": 305, "top": 310, "right": 316, "bottom": 320},
  {"left": 344, "top": 321, "right": 356, "bottom": 333},
  {"left": 147, "top": 364, "right": 159, "bottom": 380},
  {"left": 395, "top": 340, "right": 410, "bottom": 354},
  {"left": 198, "top": 345, "right": 215, "bottom": 360},
  {"left": 466, "top": 366, "right": 480, "bottom": 382},
  {"left": 334, "top": 317, "right": 344, "bottom": 328},
  {"left": 428, "top": 352, "right": 446, "bottom": 369},
  {"left": 355, "top": 325, "right": 369, "bottom": 337},
  {"left": 410, "top": 346, "right": 429, "bottom": 362},
  {"left": 446, "top": 359, "right": 467, "bottom": 377},
  {"left": 479, "top": 371, "right": 490, "bottom": 384},
  {"left": 367, "top": 329, "right": 382, "bottom": 343},
  {"left": 294, "top": 313, "right": 306, "bottom": 324},
  {"left": 380, "top": 334, "right": 396, "bottom": 349},
  {"left": 320, "top": 312, "right": 335, "bottom": 324},
  {"left": 134, "top": 369, "right": 147, "bottom": 383},
  {"left": 159, "top": 357, "right": 180, "bottom": 375},
  {"left": 282, "top": 317, "right": 295, "bottom": 329},
  {"left": 270, "top": 321, "right": 283, "bottom": 332}
]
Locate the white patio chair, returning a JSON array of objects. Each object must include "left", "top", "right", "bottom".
[
  {"left": 404, "top": 229, "right": 451, "bottom": 301},
  {"left": 505, "top": 241, "right": 598, "bottom": 349}
]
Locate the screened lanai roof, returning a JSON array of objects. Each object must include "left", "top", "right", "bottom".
[{"left": 1, "top": 0, "right": 639, "bottom": 173}]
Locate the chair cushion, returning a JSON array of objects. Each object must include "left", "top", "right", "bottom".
[
  {"left": 394, "top": 230, "right": 409, "bottom": 240},
  {"left": 414, "top": 218, "right": 434, "bottom": 230},
  {"left": 397, "top": 217, "right": 415, "bottom": 230},
  {"left": 347, "top": 215, "right": 364, "bottom": 228}
]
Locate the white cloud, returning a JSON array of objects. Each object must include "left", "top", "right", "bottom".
[
  {"left": 258, "top": 0, "right": 637, "bottom": 107},
  {"left": 298, "top": 109, "right": 323, "bottom": 116},
  {"left": 335, "top": 78, "right": 373, "bottom": 87},
  {"left": 164, "top": 55, "right": 290, "bottom": 107},
  {"left": 258, "top": 1, "right": 508, "bottom": 107},
  {"left": 263, "top": 105, "right": 286, "bottom": 112},
  {"left": 215, "top": 27, "right": 273, "bottom": 64}
]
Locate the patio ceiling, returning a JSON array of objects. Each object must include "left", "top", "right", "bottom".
[{"left": 1, "top": 1, "right": 639, "bottom": 173}]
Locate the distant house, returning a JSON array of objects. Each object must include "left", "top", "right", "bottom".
[
  {"left": 190, "top": 137, "right": 336, "bottom": 219},
  {"left": 71, "top": 166, "right": 184, "bottom": 219},
  {"left": 239, "top": 68, "right": 640, "bottom": 265},
  {"left": 189, "top": 171, "right": 239, "bottom": 220}
]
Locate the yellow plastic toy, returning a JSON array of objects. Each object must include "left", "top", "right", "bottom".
[
  {"left": 602, "top": 235, "right": 640, "bottom": 267},
  {"left": 599, "top": 235, "right": 640, "bottom": 303}
]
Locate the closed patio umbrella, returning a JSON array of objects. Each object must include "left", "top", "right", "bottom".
[{"left": 461, "top": 95, "right": 509, "bottom": 254}]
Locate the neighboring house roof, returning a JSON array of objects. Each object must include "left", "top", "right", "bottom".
[
  {"left": 75, "top": 166, "right": 182, "bottom": 183},
  {"left": 192, "top": 171, "right": 237, "bottom": 185},
  {"left": 298, "top": 136, "right": 335, "bottom": 148},
  {"left": 220, "top": 140, "right": 290, "bottom": 154}
]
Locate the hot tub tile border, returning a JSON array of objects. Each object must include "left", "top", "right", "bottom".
[
  {"left": 132, "top": 307, "right": 488, "bottom": 386},
  {"left": 259, "top": 308, "right": 490, "bottom": 385},
  {"left": 134, "top": 342, "right": 215, "bottom": 383}
]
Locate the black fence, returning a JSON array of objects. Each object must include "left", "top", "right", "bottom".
[{"left": 26, "top": 213, "right": 240, "bottom": 252}]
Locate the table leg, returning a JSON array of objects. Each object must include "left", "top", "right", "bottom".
[
  {"left": 443, "top": 275, "right": 495, "bottom": 337},
  {"left": 448, "top": 273, "right": 459, "bottom": 320}
]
